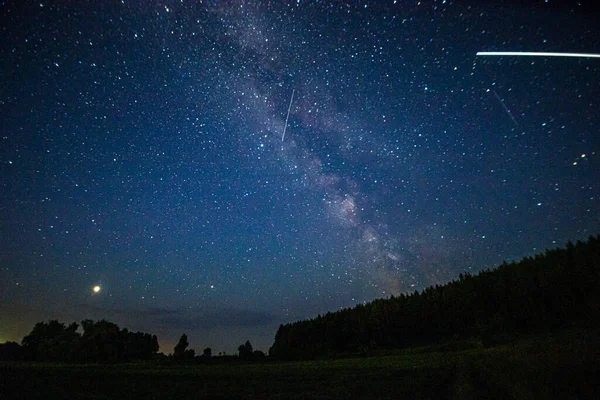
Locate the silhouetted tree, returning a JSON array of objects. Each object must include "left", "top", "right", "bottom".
[
  {"left": 0, "top": 342, "right": 24, "bottom": 361},
  {"left": 203, "top": 347, "right": 212, "bottom": 358},
  {"left": 253, "top": 350, "right": 265, "bottom": 360},
  {"left": 76, "top": 319, "right": 122, "bottom": 363},
  {"left": 21, "top": 320, "right": 80, "bottom": 361},
  {"left": 122, "top": 330, "right": 159, "bottom": 361},
  {"left": 184, "top": 349, "right": 195, "bottom": 358},
  {"left": 238, "top": 340, "right": 253, "bottom": 361},
  {"left": 20, "top": 318, "right": 158, "bottom": 363},
  {"left": 173, "top": 334, "right": 189, "bottom": 359}
]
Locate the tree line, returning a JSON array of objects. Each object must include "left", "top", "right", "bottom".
[
  {"left": 0, "top": 319, "right": 159, "bottom": 363},
  {"left": 169, "top": 334, "right": 265, "bottom": 362},
  {"left": 269, "top": 235, "right": 600, "bottom": 360},
  {"left": 0, "top": 319, "right": 264, "bottom": 363}
]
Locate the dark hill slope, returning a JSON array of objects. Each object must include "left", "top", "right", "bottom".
[{"left": 270, "top": 236, "right": 600, "bottom": 360}]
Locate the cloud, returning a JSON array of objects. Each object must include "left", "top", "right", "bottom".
[
  {"left": 74, "top": 304, "right": 177, "bottom": 318},
  {"left": 73, "top": 304, "right": 277, "bottom": 330},
  {"left": 158, "top": 308, "right": 277, "bottom": 330}
]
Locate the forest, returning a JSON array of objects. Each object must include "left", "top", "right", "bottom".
[
  {"left": 269, "top": 235, "right": 600, "bottom": 359},
  {"left": 0, "top": 319, "right": 262, "bottom": 364}
]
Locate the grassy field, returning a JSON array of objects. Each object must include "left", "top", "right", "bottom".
[{"left": 1, "top": 329, "right": 598, "bottom": 399}]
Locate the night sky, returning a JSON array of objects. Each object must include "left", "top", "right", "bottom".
[{"left": 1, "top": 1, "right": 598, "bottom": 353}]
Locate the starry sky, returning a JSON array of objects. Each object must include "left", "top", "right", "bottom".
[{"left": 1, "top": 0, "right": 599, "bottom": 353}]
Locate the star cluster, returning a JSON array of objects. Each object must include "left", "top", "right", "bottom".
[{"left": 1, "top": 1, "right": 598, "bottom": 352}]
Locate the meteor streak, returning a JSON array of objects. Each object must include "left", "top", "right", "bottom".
[
  {"left": 492, "top": 90, "right": 519, "bottom": 129},
  {"left": 281, "top": 89, "right": 295, "bottom": 142},
  {"left": 477, "top": 51, "right": 600, "bottom": 58}
]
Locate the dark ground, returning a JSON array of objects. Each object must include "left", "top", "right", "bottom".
[{"left": 1, "top": 328, "right": 598, "bottom": 400}]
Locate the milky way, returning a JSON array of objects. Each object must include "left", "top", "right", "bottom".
[{"left": 1, "top": 1, "right": 598, "bottom": 352}]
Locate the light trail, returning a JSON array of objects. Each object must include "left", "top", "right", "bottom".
[
  {"left": 477, "top": 51, "right": 600, "bottom": 58},
  {"left": 281, "top": 89, "right": 295, "bottom": 142},
  {"left": 492, "top": 90, "right": 519, "bottom": 129}
]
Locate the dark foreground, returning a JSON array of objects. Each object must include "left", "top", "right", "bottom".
[{"left": 1, "top": 329, "right": 598, "bottom": 400}]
